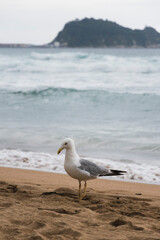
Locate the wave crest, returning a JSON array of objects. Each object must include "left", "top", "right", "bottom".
[{"left": 12, "top": 87, "right": 79, "bottom": 96}]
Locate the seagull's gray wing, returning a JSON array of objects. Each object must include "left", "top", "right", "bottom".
[
  {"left": 78, "top": 159, "right": 127, "bottom": 177},
  {"left": 78, "top": 159, "right": 110, "bottom": 177}
]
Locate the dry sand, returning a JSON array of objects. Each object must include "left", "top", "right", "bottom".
[{"left": 0, "top": 166, "right": 160, "bottom": 240}]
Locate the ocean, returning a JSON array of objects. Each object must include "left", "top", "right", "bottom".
[{"left": 0, "top": 47, "right": 160, "bottom": 184}]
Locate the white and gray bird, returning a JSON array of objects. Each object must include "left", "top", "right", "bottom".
[{"left": 57, "top": 138, "right": 126, "bottom": 200}]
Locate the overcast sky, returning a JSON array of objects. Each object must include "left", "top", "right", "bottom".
[{"left": 0, "top": 0, "right": 159, "bottom": 45}]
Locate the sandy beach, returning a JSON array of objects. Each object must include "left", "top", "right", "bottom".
[{"left": 0, "top": 167, "right": 160, "bottom": 240}]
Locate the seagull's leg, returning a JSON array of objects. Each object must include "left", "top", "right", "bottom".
[
  {"left": 78, "top": 181, "right": 81, "bottom": 199},
  {"left": 80, "top": 181, "right": 87, "bottom": 200}
]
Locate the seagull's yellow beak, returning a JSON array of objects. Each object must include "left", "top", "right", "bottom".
[{"left": 57, "top": 147, "right": 64, "bottom": 154}]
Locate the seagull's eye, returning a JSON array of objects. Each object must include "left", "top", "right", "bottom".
[{"left": 64, "top": 142, "right": 67, "bottom": 145}]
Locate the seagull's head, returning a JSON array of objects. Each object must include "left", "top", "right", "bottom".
[{"left": 57, "top": 138, "right": 75, "bottom": 154}]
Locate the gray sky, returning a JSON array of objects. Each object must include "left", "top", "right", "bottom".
[{"left": 0, "top": 0, "right": 159, "bottom": 45}]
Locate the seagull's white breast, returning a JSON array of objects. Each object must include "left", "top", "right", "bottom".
[{"left": 64, "top": 150, "right": 94, "bottom": 181}]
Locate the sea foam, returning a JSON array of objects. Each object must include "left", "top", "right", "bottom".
[{"left": 0, "top": 149, "right": 159, "bottom": 184}]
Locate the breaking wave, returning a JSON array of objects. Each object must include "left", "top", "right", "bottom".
[{"left": 0, "top": 148, "right": 159, "bottom": 184}]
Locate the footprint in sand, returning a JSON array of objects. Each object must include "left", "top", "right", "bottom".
[
  {"left": 110, "top": 218, "right": 144, "bottom": 230},
  {"left": 0, "top": 202, "right": 13, "bottom": 208},
  {"left": 127, "top": 211, "right": 146, "bottom": 217},
  {"left": 29, "top": 221, "right": 46, "bottom": 230},
  {"left": 42, "top": 187, "right": 77, "bottom": 198},
  {"left": 42, "top": 227, "right": 82, "bottom": 239},
  {"left": 29, "top": 236, "right": 44, "bottom": 240},
  {"left": 0, "top": 181, "right": 18, "bottom": 193},
  {"left": 38, "top": 207, "right": 80, "bottom": 215}
]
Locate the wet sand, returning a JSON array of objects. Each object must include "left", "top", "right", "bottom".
[{"left": 0, "top": 167, "right": 160, "bottom": 240}]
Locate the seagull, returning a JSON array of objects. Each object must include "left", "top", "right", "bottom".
[{"left": 57, "top": 138, "right": 126, "bottom": 200}]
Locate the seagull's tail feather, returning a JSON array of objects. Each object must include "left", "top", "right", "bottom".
[
  {"left": 99, "top": 169, "right": 127, "bottom": 177},
  {"left": 110, "top": 169, "right": 127, "bottom": 176}
]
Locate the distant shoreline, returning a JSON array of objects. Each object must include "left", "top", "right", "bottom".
[{"left": 1, "top": 44, "right": 160, "bottom": 49}]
